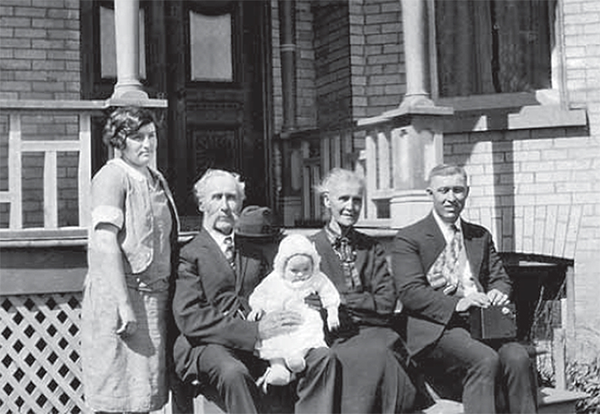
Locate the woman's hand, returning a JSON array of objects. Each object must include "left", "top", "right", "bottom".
[{"left": 116, "top": 302, "right": 137, "bottom": 336}]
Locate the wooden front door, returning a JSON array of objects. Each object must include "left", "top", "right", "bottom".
[
  {"left": 165, "top": 1, "right": 272, "bottom": 227},
  {"left": 81, "top": 0, "right": 273, "bottom": 229}
]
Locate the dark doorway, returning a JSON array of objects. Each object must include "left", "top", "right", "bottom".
[{"left": 166, "top": 1, "right": 272, "bottom": 228}]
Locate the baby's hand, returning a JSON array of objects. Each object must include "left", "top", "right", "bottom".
[
  {"left": 327, "top": 315, "right": 340, "bottom": 331},
  {"left": 248, "top": 309, "right": 265, "bottom": 322}
]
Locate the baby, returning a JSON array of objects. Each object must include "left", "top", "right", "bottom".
[{"left": 249, "top": 234, "right": 340, "bottom": 390}]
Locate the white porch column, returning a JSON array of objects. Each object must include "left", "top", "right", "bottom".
[
  {"left": 399, "top": 0, "right": 433, "bottom": 109},
  {"left": 357, "top": 0, "right": 453, "bottom": 228},
  {"left": 112, "top": 0, "right": 148, "bottom": 99}
]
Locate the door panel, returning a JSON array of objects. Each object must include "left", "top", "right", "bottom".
[{"left": 166, "top": 0, "right": 270, "bottom": 224}]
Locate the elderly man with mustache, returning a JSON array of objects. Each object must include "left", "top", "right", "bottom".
[{"left": 171, "top": 169, "right": 340, "bottom": 414}]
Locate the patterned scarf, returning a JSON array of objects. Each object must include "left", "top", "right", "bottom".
[{"left": 326, "top": 226, "right": 362, "bottom": 290}]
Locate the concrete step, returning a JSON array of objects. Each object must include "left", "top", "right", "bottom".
[
  {"left": 538, "top": 387, "right": 588, "bottom": 414},
  {"left": 419, "top": 387, "right": 588, "bottom": 414},
  {"left": 158, "top": 386, "right": 588, "bottom": 414}
]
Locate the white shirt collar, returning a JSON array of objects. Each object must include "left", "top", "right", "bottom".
[
  {"left": 205, "top": 227, "right": 235, "bottom": 253},
  {"left": 431, "top": 209, "right": 462, "bottom": 244}
]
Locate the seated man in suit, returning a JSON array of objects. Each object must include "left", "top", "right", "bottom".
[
  {"left": 172, "top": 169, "right": 340, "bottom": 414},
  {"left": 392, "top": 164, "right": 537, "bottom": 414}
]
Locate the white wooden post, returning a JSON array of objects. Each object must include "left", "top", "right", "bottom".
[
  {"left": 8, "top": 114, "right": 22, "bottom": 229},
  {"left": 79, "top": 114, "right": 92, "bottom": 228},
  {"left": 112, "top": 0, "right": 147, "bottom": 99}
]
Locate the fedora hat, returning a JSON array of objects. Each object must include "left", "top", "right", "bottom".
[{"left": 235, "top": 206, "right": 283, "bottom": 238}]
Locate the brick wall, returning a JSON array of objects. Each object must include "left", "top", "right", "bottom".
[
  {"left": 560, "top": 0, "right": 600, "bottom": 361},
  {"left": 270, "top": 0, "right": 406, "bottom": 132},
  {"left": 353, "top": 0, "right": 405, "bottom": 119},
  {"left": 0, "top": 0, "right": 81, "bottom": 228},
  {"left": 313, "top": 0, "right": 353, "bottom": 129},
  {"left": 0, "top": 0, "right": 80, "bottom": 100}
]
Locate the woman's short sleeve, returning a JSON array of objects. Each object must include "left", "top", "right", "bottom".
[{"left": 91, "top": 164, "right": 126, "bottom": 230}]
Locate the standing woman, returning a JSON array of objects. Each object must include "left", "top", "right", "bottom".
[
  {"left": 310, "top": 168, "right": 418, "bottom": 413},
  {"left": 81, "top": 106, "right": 179, "bottom": 413}
]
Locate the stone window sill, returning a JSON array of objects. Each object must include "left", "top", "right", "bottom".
[{"left": 437, "top": 91, "right": 587, "bottom": 133}]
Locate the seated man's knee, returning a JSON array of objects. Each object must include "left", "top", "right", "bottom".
[
  {"left": 498, "top": 342, "right": 532, "bottom": 370},
  {"left": 217, "top": 358, "right": 252, "bottom": 388},
  {"left": 200, "top": 347, "right": 253, "bottom": 390},
  {"left": 472, "top": 348, "right": 501, "bottom": 377}
]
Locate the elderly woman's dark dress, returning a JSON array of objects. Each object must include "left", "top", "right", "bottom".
[{"left": 311, "top": 226, "right": 417, "bottom": 413}]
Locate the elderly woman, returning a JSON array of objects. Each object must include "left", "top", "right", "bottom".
[
  {"left": 81, "top": 106, "right": 179, "bottom": 413},
  {"left": 310, "top": 168, "right": 417, "bottom": 413}
]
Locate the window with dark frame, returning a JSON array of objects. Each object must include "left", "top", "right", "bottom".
[{"left": 434, "top": 0, "right": 555, "bottom": 98}]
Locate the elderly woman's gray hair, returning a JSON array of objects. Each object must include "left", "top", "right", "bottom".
[
  {"left": 315, "top": 168, "right": 365, "bottom": 195},
  {"left": 193, "top": 169, "right": 246, "bottom": 205}
]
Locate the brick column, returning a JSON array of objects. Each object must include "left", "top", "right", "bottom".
[{"left": 112, "top": 0, "right": 148, "bottom": 99}]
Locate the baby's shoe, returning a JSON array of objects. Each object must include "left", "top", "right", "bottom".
[
  {"left": 264, "top": 364, "right": 292, "bottom": 386},
  {"left": 285, "top": 355, "right": 306, "bottom": 373}
]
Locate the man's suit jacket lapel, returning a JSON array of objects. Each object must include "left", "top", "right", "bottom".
[
  {"left": 422, "top": 214, "right": 447, "bottom": 270},
  {"left": 462, "top": 221, "right": 485, "bottom": 289},
  {"left": 198, "top": 229, "right": 237, "bottom": 288}
]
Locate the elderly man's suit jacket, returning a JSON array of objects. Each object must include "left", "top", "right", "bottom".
[
  {"left": 172, "top": 229, "right": 270, "bottom": 380},
  {"left": 391, "top": 213, "right": 512, "bottom": 357}
]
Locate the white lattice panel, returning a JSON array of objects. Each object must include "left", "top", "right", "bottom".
[{"left": 0, "top": 293, "right": 88, "bottom": 414}]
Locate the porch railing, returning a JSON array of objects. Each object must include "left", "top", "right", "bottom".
[
  {"left": 277, "top": 127, "right": 360, "bottom": 227},
  {"left": 0, "top": 100, "right": 103, "bottom": 243},
  {"left": 279, "top": 123, "right": 396, "bottom": 227},
  {"left": 0, "top": 99, "right": 165, "bottom": 244}
]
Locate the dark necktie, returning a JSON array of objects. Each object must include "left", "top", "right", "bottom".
[{"left": 223, "top": 236, "right": 235, "bottom": 269}]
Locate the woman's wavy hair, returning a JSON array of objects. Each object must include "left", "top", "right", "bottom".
[{"left": 102, "top": 106, "right": 158, "bottom": 150}]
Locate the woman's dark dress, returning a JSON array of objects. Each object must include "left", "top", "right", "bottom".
[{"left": 312, "top": 228, "right": 417, "bottom": 413}]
